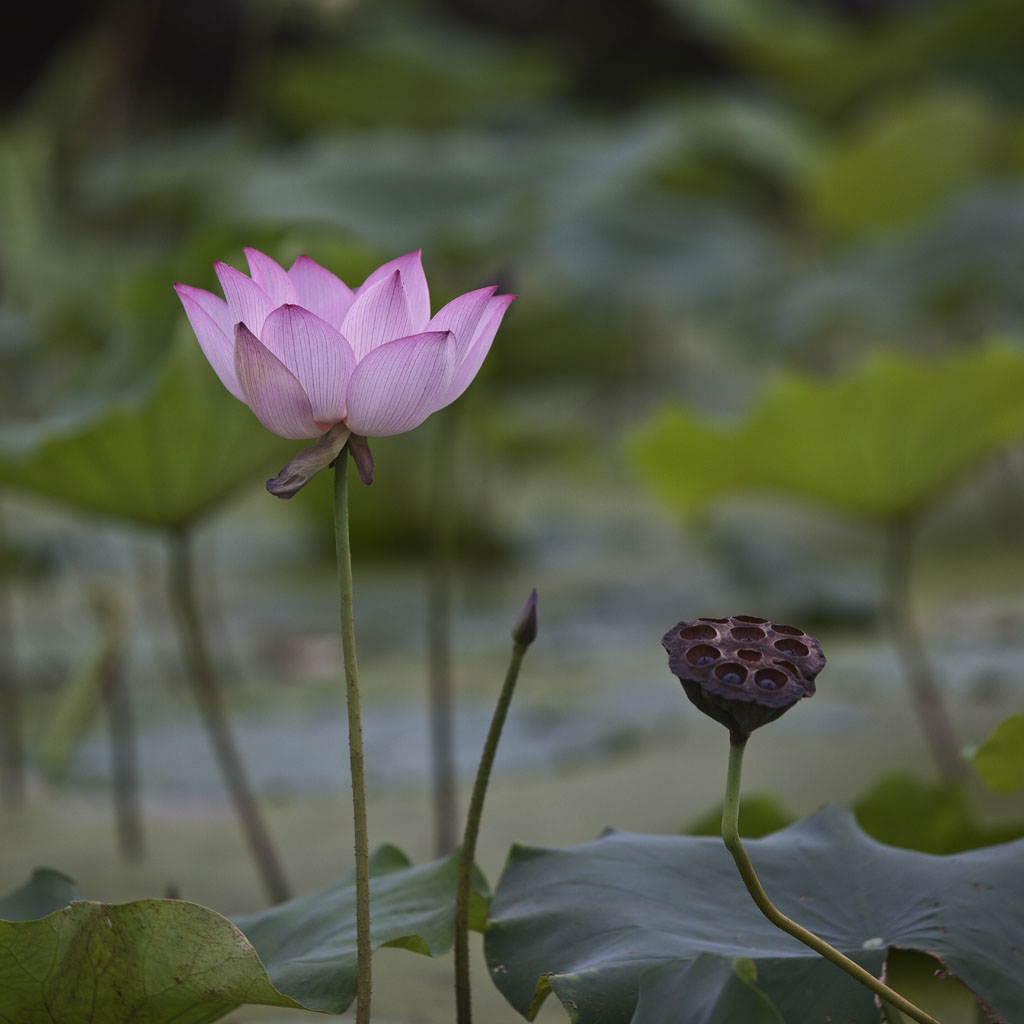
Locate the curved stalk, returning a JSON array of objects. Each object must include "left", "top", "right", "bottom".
[
  {"left": 882, "top": 518, "right": 964, "bottom": 781},
  {"left": 722, "top": 734, "right": 942, "bottom": 1024},
  {"left": 455, "top": 591, "right": 536, "bottom": 1024},
  {"left": 167, "top": 527, "right": 290, "bottom": 904},
  {"left": 333, "top": 453, "right": 372, "bottom": 1024}
]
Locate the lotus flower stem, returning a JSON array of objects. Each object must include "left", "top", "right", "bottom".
[
  {"left": 333, "top": 451, "right": 372, "bottom": 1024},
  {"left": 882, "top": 518, "right": 964, "bottom": 782},
  {"left": 167, "top": 527, "right": 290, "bottom": 904},
  {"left": 721, "top": 734, "right": 942, "bottom": 1024},
  {"left": 455, "top": 590, "right": 537, "bottom": 1024},
  {"left": 427, "top": 407, "right": 459, "bottom": 857}
]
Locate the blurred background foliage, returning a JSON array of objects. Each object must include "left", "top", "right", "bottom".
[{"left": 1, "top": 0, "right": 1024, "bottom": 994}]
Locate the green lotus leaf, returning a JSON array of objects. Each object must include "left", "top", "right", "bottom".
[
  {"left": 0, "top": 844, "right": 488, "bottom": 1022},
  {"left": 973, "top": 713, "right": 1024, "bottom": 793},
  {"left": 0, "top": 338, "right": 293, "bottom": 529},
  {"left": 629, "top": 345, "right": 1024, "bottom": 523},
  {"left": 0, "top": 894, "right": 300, "bottom": 1024},
  {"left": 233, "top": 842, "right": 490, "bottom": 1013},
  {"left": 629, "top": 956, "right": 784, "bottom": 1024},
  {"left": 808, "top": 90, "right": 997, "bottom": 237},
  {"left": 485, "top": 804, "right": 1024, "bottom": 1022}
]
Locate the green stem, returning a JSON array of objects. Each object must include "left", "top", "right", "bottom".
[
  {"left": 455, "top": 640, "right": 529, "bottom": 1024},
  {"left": 167, "top": 528, "right": 290, "bottom": 904},
  {"left": 721, "top": 735, "right": 942, "bottom": 1024},
  {"left": 333, "top": 453, "right": 372, "bottom": 1024}
]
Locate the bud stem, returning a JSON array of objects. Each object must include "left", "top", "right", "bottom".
[
  {"left": 721, "top": 736, "right": 942, "bottom": 1024},
  {"left": 333, "top": 452, "right": 372, "bottom": 1024},
  {"left": 455, "top": 600, "right": 535, "bottom": 1024}
]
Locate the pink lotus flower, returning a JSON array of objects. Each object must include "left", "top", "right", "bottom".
[{"left": 175, "top": 249, "right": 513, "bottom": 496}]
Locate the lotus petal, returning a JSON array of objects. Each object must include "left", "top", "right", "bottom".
[
  {"left": 444, "top": 293, "right": 514, "bottom": 405},
  {"left": 428, "top": 286, "right": 497, "bottom": 365},
  {"left": 358, "top": 250, "right": 430, "bottom": 330},
  {"left": 261, "top": 305, "right": 355, "bottom": 428},
  {"left": 234, "top": 324, "right": 320, "bottom": 440},
  {"left": 345, "top": 331, "right": 456, "bottom": 436},
  {"left": 173, "top": 284, "right": 245, "bottom": 401},
  {"left": 288, "top": 256, "right": 354, "bottom": 330},
  {"left": 244, "top": 249, "right": 297, "bottom": 307},
  {"left": 215, "top": 262, "right": 277, "bottom": 334},
  {"left": 341, "top": 271, "right": 416, "bottom": 362}
]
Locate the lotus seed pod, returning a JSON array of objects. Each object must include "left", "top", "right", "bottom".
[{"left": 662, "top": 615, "right": 826, "bottom": 738}]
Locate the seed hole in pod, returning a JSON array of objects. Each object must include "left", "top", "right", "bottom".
[
  {"left": 686, "top": 644, "right": 720, "bottom": 666},
  {"left": 681, "top": 624, "right": 718, "bottom": 640},
  {"left": 731, "top": 626, "right": 766, "bottom": 641},
  {"left": 755, "top": 668, "right": 787, "bottom": 691},
  {"left": 773, "top": 660, "right": 799, "bottom": 676},
  {"left": 734, "top": 616, "right": 768, "bottom": 624},
  {"left": 737, "top": 649, "right": 762, "bottom": 662},
  {"left": 698, "top": 617, "right": 729, "bottom": 623},
  {"left": 775, "top": 638, "right": 809, "bottom": 656},
  {"left": 772, "top": 624, "right": 804, "bottom": 636},
  {"left": 715, "top": 663, "right": 747, "bottom": 685}
]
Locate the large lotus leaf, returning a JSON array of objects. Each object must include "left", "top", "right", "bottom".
[
  {"left": 0, "top": 338, "right": 292, "bottom": 529},
  {"left": 0, "top": 895, "right": 300, "bottom": 1024},
  {"left": 973, "top": 714, "right": 1024, "bottom": 794},
  {"left": 233, "top": 842, "right": 490, "bottom": 1013},
  {"left": 0, "top": 844, "right": 488, "bottom": 1022},
  {"left": 628, "top": 345, "right": 1024, "bottom": 523},
  {"left": 485, "top": 804, "right": 1024, "bottom": 1023},
  {"left": 629, "top": 956, "right": 784, "bottom": 1024}
]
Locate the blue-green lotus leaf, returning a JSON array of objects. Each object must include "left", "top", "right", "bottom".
[{"left": 486, "top": 804, "right": 1024, "bottom": 1022}]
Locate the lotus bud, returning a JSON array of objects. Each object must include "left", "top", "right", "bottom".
[{"left": 512, "top": 589, "right": 538, "bottom": 648}]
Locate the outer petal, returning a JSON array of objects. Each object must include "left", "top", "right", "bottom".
[
  {"left": 345, "top": 330, "right": 457, "bottom": 437},
  {"left": 215, "top": 262, "right": 276, "bottom": 334},
  {"left": 358, "top": 250, "right": 430, "bottom": 329},
  {"left": 244, "top": 248, "right": 297, "bottom": 307},
  {"left": 340, "top": 270, "right": 416, "bottom": 362},
  {"left": 174, "top": 283, "right": 245, "bottom": 401},
  {"left": 260, "top": 305, "right": 355, "bottom": 428},
  {"left": 443, "top": 293, "right": 514, "bottom": 405},
  {"left": 428, "top": 286, "right": 497, "bottom": 365},
  {"left": 288, "top": 255, "right": 354, "bottom": 330},
  {"left": 234, "top": 323, "right": 321, "bottom": 440}
]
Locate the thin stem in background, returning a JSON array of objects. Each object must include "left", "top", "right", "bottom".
[
  {"left": 427, "top": 407, "right": 459, "bottom": 857},
  {"left": 721, "top": 734, "right": 943, "bottom": 1024},
  {"left": 455, "top": 591, "right": 536, "bottom": 1024},
  {"left": 333, "top": 453, "right": 372, "bottom": 1024},
  {"left": 95, "top": 590, "right": 144, "bottom": 862},
  {"left": 0, "top": 496, "right": 25, "bottom": 808},
  {"left": 882, "top": 519, "right": 964, "bottom": 782},
  {"left": 166, "top": 527, "right": 290, "bottom": 905}
]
